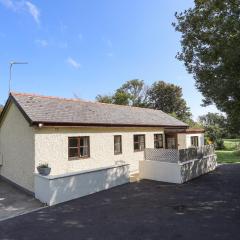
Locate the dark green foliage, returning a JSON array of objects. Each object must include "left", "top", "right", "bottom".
[
  {"left": 96, "top": 79, "right": 147, "bottom": 107},
  {"left": 95, "top": 95, "right": 113, "bottom": 104},
  {"left": 174, "top": 0, "right": 240, "bottom": 133},
  {"left": 198, "top": 112, "right": 229, "bottom": 148},
  {"left": 215, "top": 139, "right": 224, "bottom": 150},
  {"left": 96, "top": 79, "right": 192, "bottom": 122},
  {"left": 117, "top": 79, "right": 149, "bottom": 107},
  {"left": 148, "top": 81, "right": 192, "bottom": 122}
]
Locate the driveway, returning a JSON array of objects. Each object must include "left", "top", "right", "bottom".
[
  {"left": 0, "top": 164, "right": 240, "bottom": 240},
  {"left": 0, "top": 179, "right": 43, "bottom": 221}
]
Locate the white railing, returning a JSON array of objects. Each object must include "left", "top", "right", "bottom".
[{"left": 144, "top": 145, "right": 215, "bottom": 163}]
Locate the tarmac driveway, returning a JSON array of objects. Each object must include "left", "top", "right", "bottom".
[
  {"left": 0, "top": 179, "right": 43, "bottom": 221},
  {"left": 0, "top": 164, "right": 240, "bottom": 240}
]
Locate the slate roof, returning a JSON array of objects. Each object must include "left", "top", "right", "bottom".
[{"left": 3, "top": 92, "right": 188, "bottom": 128}]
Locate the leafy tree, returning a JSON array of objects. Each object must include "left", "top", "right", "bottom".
[
  {"left": 198, "top": 112, "right": 228, "bottom": 148},
  {"left": 117, "top": 79, "right": 149, "bottom": 107},
  {"left": 173, "top": 0, "right": 240, "bottom": 133},
  {"left": 148, "top": 81, "right": 192, "bottom": 122},
  {"left": 96, "top": 79, "right": 193, "bottom": 123},
  {"left": 96, "top": 79, "right": 148, "bottom": 107},
  {"left": 112, "top": 90, "right": 130, "bottom": 105},
  {"left": 96, "top": 95, "right": 113, "bottom": 104}
]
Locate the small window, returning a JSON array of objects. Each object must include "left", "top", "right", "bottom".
[
  {"left": 191, "top": 136, "right": 199, "bottom": 147},
  {"left": 114, "top": 135, "right": 122, "bottom": 155},
  {"left": 134, "top": 135, "right": 145, "bottom": 152},
  {"left": 68, "top": 136, "right": 90, "bottom": 160},
  {"left": 154, "top": 134, "right": 163, "bottom": 149}
]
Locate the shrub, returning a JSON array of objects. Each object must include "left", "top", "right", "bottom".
[
  {"left": 215, "top": 139, "right": 224, "bottom": 150},
  {"left": 38, "top": 163, "right": 49, "bottom": 168}
]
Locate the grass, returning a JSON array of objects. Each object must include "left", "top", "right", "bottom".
[
  {"left": 216, "top": 150, "right": 240, "bottom": 164},
  {"left": 223, "top": 139, "right": 240, "bottom": 151},
  {"left": 216, "top": 139, "right": 240, "bottom": 163}
]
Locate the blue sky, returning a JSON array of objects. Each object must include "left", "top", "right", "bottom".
[{"left": 0, "top": 0, "right": 219, "bottom": 119}]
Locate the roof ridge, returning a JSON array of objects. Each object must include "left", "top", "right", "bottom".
[{"left": 10, "top": 91, "right": 168, "bottom": 113}]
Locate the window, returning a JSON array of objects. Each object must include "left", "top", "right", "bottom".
[
  {"left": 68, "top": 136, "right": 90, "bottom": 159},
  {"left": 114, "top": 135, "right": 122, "bottom": 155},
  {"left": 191, "top": 136, "right": 199, "bottom": 147},
  {"left": 134, "top": 135, "right": 145, "bottom": 151},
  {"left": 154, "top": 134, "right": 163, "bottom": 149}
]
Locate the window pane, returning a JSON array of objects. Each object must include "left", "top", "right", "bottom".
[
  {"left": 154, "top": 134, "right": 163, "bottom": 148},
  {"left": 69, "top": 138, "right": 78, "bottom": 147},
  {"left": 134, "top": 142, "right": 139, "bottom": 150},
  {"left": 80, "top": 147, "right": 89, "bottom": 157},
  {"left": 134, "top": 135, "right": 145, "bottom": 151},
  {"left": 114, "top": 135, "right": 122, "bottom": 154},
  {"left": 79, "top": 137, "right": 89, "bottom": 157},
  {"left": 80, "top": 137, "right": 89, "bottom": 147},
  {"left": 69, "top": 148, "right": 78, "bottom": 158},
  {"left": 191, "top": 136, "right": 199, "bottom": 147},
  {"left": 154, "top": 141, "right": 160, "bottom": 149}
]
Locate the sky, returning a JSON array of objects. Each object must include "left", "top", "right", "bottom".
[{"left": 0, "top": 0, "right": 220, "bottom": 119}]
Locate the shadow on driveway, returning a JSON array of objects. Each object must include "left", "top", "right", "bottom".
[
  {"left": 0, "top": 179, "right": 43, "bottom": 221},
  {"left": 0, "top": 164, "right": 240, "bottom": 240}
]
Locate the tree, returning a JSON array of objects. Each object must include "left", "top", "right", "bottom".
[
  {"left": 148, "top": 81, "right": 192, "bottom": 122},
  {"left": 96, "top": 95, "right": 113, "bottom": 104},
  {"left": 117, "top": 79, "right": 149, "bottom": 107},
  {"left": 96, "top": 79, "right": 148, "bottom": 107},
  {"left": 198, "top": 112, "right": 228, "bottom": 148},
  {"left": 96, "top": 79, "right": 193, "bottom": 123},
  {"left": 112, "top": 90, "right": 130, "bottom": 105},
  {"left": 173, "top": 0, "right": 240, "bottom": 133}
]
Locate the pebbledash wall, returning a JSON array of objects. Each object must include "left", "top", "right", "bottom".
[
  {"left": 177, "top": 133, "right": 204, "bottom": 149},
  {"left": 0, "top": 101, "right": 166, "bottom": 193},
  {"left": 0, "top": 103, "right": 35, "bottom": 192},
  {"left": 34, "top": 126, "right": 165, "bottom": 175}
]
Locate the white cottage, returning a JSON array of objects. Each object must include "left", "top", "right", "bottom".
[{"left": 0, "top": 93, "right": 204, "bottom": 204}]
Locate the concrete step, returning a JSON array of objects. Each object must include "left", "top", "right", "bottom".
[{"left": 130, "top": 173, "right": 140, "bottom": 182}]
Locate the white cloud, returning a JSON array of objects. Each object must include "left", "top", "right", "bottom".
[
  {"left": 0, "top": 0, "right": 15, "bottom": 10},
  {"left": 35, "top": 39, "right": 48, "bottom": 47},
  {"left": 0, "top": 0, "right": 40, "bottom": 24},
  {"left": 67, "top": 57, "right": 81, "bottom": 69},
  {"left": 25, "top": 1, "right": 40, "bottom": 24}
]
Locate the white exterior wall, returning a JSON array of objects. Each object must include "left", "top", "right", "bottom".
[
  {"left": 139, "top": 154, "right": 217, "bottom": 184},
  {"left": 185, "top": 133, "right": 204, "bottom": 148},
  {"left": 34, "top": 127, "right": 165, "bottom": 175},
  {"left": 178, "top": 133, "right": 204, "bottom": 149},
  {"left": 35, "top": 164, "right": 130, "bottom": 206},
  {"left": 177, "top": 134, "right": 186, "bottom": 149},
  {"left": 0, "top": 103, "right": 35, "bottom": 192}
]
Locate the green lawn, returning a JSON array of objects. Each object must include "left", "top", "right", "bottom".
[
  {"left": 216, "top": 150, "right": 240, "bottom": 163},
  {"left": 216, "top": 139, "right": 240, "bottom": 163},
  {"left": 223, "top": 139, "right": 240, "bottom": 151}
]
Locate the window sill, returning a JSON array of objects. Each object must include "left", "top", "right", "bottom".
[
  {"left": 68, "top": 156, "right": 90, "bottom": 161},
  {"left": 134, "top": 150, "right": 144, "bottom": 152},
  {"left": 114, "top": 152, "right": 122, "bottom": 155}
]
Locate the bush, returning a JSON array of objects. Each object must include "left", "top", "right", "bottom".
[{"left": 215, "top": 139, "right": 224, "bottom": 150}]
